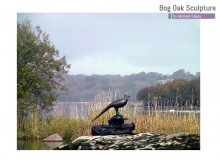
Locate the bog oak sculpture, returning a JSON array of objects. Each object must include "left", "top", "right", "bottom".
[{"left": 91, "top": 94, "right": 135, "bottom": 136}]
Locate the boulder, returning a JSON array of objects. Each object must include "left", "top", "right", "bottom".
[
  {"left": 54, "top": 132, "right": 200, "bottom": 150},
  {"left": 43, "top": 142, "right": 64, "bottom": 149},
  {"left": 17, "top": 131, "right": 26, "bottom": 139},
  {"left": 43, "top": 134, "right": 63, "bottom": 142}
]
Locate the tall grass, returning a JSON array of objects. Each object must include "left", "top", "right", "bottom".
[
  {"left": 18, "top": 91, "right": 200, "bottom": 140},
  {"left": 131, "top": 111, "right": 199, "bottom": 134},
  {"left": 20, "top": 111, "right": 91, "bottom": 140}
]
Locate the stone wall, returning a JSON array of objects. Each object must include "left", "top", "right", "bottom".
[{"left": 54, "top": 132, "right": 200, "bottom": 150}]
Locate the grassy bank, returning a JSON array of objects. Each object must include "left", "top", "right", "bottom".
[
  {"left": 17, "top": 94, "right": 200, "bottom": 141},
  {"left": 18, "top": 107, "right": 200, "bottom": 141}
]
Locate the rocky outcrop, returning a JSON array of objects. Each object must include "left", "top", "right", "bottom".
[
  {"left": 43, "top": 134, "right": 63, "bottom": 142},
  {"left": 54, "top": 132, "right": 200, "bottom": 150}
]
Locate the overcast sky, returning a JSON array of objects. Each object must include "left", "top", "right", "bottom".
[{"left": 17, "top": 13, "right": 200, "bottom": 75}]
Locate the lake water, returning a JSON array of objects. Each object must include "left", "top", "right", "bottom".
[
  {"left": 50, "top": 102, "right": 200, "bottom": 118},
  {"left": 17, "top": 140, "right": 68, "bottom": 150}
]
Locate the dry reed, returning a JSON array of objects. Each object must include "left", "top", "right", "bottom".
[{"left": 18, "top": 91, "right": 200, "bottom": 140}]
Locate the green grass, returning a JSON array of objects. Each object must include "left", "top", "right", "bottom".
[{"left": 18, "top": 93, "right": 200, "bottom": 140}]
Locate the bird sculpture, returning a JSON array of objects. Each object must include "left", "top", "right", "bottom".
[{"left": 91, "top": 94, "right": 131, "bottom": 122}]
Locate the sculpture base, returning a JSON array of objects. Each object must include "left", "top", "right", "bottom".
[
  {"left": 92, "top": 123, "right": 135, "bottom": 136},
  {"left": 91, "top": 115, "right": 135, "bottom": 136}
]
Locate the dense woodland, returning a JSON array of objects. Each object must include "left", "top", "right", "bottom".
[{"left": 137, "top": 78, "right": 200, "bottom": 108}]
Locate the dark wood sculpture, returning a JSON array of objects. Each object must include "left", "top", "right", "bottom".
[
  {"left": 92, "top": 94, "right": 130, "bottom": 122},
  {"left": 91, "top": 94, "right": 135, "bottom": 136}
]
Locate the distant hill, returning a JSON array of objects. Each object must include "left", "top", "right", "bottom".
[{"left": 57, "top": 69, "right": 200, "bottom": 102}]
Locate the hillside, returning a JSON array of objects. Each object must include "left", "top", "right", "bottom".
[{"left": 57, "top": 69, "right": 200, "bottom": 102}]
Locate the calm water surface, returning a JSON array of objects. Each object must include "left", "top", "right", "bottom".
[{"left": 17, "top": 140, "right": 68, "bottom": 150}]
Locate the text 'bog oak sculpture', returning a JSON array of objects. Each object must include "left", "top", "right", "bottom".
[{"left": 91, "top": 94, "right": 135, "bottom": 136}]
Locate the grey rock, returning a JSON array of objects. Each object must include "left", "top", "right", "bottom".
[
  {"left": 43, "top": 141, "right": 63, "bottom": 149},
  {"left": 54, "top": 132, "right": 200, "bottom": 150},
  {"left": 43, "top": 133, "right": 63, "bottom": 142},
  {"left": 17, "top": 131, "right": 26, "bottom": 139}
]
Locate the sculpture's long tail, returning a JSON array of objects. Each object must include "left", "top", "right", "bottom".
[{"left": 91, "top": 105, "right": 112, "bottom": 122}]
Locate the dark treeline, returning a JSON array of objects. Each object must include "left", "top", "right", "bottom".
[{"left": 137, "top": 79, "right": 200, "bottom": 109}]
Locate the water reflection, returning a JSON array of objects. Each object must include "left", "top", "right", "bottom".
[{"left": 17, "top": 140, "right": 64, "bottom": 150}]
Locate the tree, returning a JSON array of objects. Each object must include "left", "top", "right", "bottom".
[
  {"left": 137, "top": 78, "right": 200, "bottom": 106},
  {"left": 17, "top": 20, "right": 70, "bottom": 119}
]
